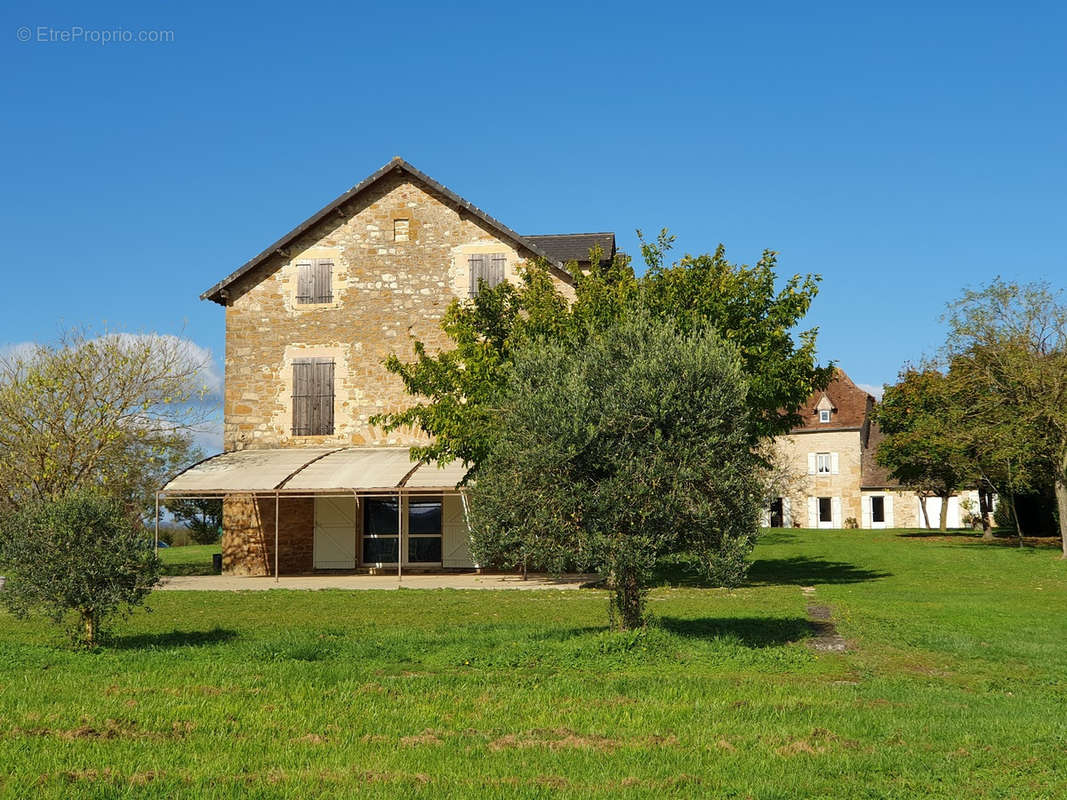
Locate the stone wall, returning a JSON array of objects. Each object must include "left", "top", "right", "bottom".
[
  {"left": 221, "top": 495, "right": 314, "bottom": 576},
  {"left": 221, "top": 170, "right": 574, "bottom": 452},
  {"left": 774, "top": 430, "right": 864, "bottom": 527}
]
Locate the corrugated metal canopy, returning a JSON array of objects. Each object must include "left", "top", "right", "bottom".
[
  {"left": 405, "top": 459, "right": 468, "bottom": 489},
  {"left": 162, "top": 447, "right": 466, "bottom": 494}
]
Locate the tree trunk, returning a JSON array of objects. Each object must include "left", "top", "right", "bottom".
[
  {"left": 919, "top": 494, "right": 931, "bottom": 529},
  {"left": 81, "top": 609, "right": 98, "bottom": 647},
  {"left": 938, "top": 493, "right": 950, "bottom": 531},
  {"left": 1008, "top": 492, "right": 1024, "bottom": 539},
  {"left": 612, "top": 568, "right": 645, "bottom": 630},
  {"left": 1056, "top": 476, "right": 1067, "bottom": 560},
  {"left": 979, "top": 490, "right": 993, "bottom": 541}
]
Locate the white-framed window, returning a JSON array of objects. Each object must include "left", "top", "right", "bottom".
[
  {"left": 819, "top": 409, "right": 831, "bottom": 423},
  {"left": 816, "top": 452, "right": 832, "bottom": 474}
]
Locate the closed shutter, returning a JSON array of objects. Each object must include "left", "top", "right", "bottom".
[
  {"left": 885, "top": 494, "right": 894, "bottom": 527},
  {"left": 861, "top": 496, "right": 871, "bottom": 528},
  {"left": 297, "top": 262, "right": 313, "bottom": 304},
  {"left": 292, "top": 360, "right": 312, "bottom": 435},
  {"left": 296, "top": 260, "right": 333, "bottom": 303},
  {"left": 490, "top": 253, "right": 506, "bottom": 287},
  {"left": 469, "top": 253, "right": 507, "bottom": 297},
  {"left": 468, "top": 254, "right": 486, "bottom": 297},
  {"left": 782, "top": 497, "right": 792, "bottom": 527},
  {"left": 807, "top": 496, "right": 817, "bottom": 527},
  {"left": 831, "top": 497, "right": 842, "bottom": 528},
  {"left": 831, "top": 452, "right": 840, "bottom": 475},
  {"left": 312, "top": 359, "right": 334, "bottom": 435},
  {"left": 313, "top": 260, "right": 333, "bottom": 303},
  {"left": 807, "top": 453, "right": 817, "bottom": 475},
  {"left": 292, "top": 358, "right": 334, "bottom": 435}
]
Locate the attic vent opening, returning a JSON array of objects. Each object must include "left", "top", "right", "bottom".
[{"left": 393, "top": 218, "right": 410, "bottom": 242}]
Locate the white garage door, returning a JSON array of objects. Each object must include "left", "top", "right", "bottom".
[{"left": 314, "top": 497, "right": 356, "bottom": 569}]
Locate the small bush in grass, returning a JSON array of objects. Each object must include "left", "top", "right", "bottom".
[{"left": 0, "top": 490, "right": 161, "bottom": 647}]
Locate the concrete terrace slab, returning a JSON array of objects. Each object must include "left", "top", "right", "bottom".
[{"left": 158, "top": 573, "right": 598, "bottom": 592}]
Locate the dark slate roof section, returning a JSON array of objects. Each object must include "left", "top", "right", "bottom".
[
  {"left": 861, "top": 421, "right": 900, "bottom": 489},
  {"left": 790, "top": 368, "right": 874, "bottom": 433},
  {"left": 524, "top": 233, "right": 615, "bottom": 268},
  {"left": 200, "top": 157, "right": 574, "bottom": 304}
]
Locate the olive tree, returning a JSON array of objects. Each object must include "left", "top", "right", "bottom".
[
  {"left": 0, "top": 491, "right": 161, "bottom": 646},
  {"left": 467, "top": 313, "right": 764, "bottom": 629}
]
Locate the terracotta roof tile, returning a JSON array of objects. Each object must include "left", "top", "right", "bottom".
[{"left": 790, "top": 368, "right": 873, "bottom": 432}]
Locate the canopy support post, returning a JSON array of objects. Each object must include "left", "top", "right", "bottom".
[
  {"left": 274, "top": 492, "right": 280, "bottom": 584},
  {"left": 397, "top": 490, "right": 402, "bottom": 583},
  {"left": 154, "top": 492, "right": 160, "bottom": 556}
]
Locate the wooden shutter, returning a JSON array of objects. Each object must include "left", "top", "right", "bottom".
[
  {"left": 490, "top": 253, "right": 506, "bottom": 288},
  {"left": 861, "top": 496, "right": 871, "bottom": 528},
  {"left": 831, "top": 452, "right": 840, "bottom": 475},
  {"left": 782, "top": 497, "right": 792, "bottom": 527},
  {"left": 884, "top": 494, "right": 894, "bottom": 527},
  {"left": 293, "top": 358, "right": 334, "bottom": 435},
  {"left": 831, "top": 497, "right": 842, "bottom": 528},
  {"left": 807, "top": 453, "right": 817, "bottom": 475},
  {"left": 313, "top": 260, "right": 333, "bottom": 303},
  {"left": 468, "top": 254, "right": 486, "bottom": 297},
  {"left": 292, "top": 360, "right": 312, "bottom": 434},
  {"left": 297, "top": 263, "right": 313, "bottom": 304},
  {"left": 807, "top": 496, "right": 817, "bottom": 527},
  {"left": 313, "top": 359, "right": 334, "bottom": 435}
]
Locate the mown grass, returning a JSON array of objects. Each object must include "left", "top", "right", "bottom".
[
  {"left": 1, "top": 529, "right": 1064, "bottom": 798},
  {"left": 158, "top": 544, "right": 220, "bottom": 576}
]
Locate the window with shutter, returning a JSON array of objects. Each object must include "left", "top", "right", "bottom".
[
  {"left": 296, "top": 260, "right": 333, "bottom": 304},
  {"left": 468, "top": 253, "right": 507, "bottom": 297},
  {"left": 292, "top": 358, "right": 335, "bottom": 435}
]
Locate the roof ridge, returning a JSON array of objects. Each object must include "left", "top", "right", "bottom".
[{"left": 199, "top": 157, "right": 573, "bottom": 304}]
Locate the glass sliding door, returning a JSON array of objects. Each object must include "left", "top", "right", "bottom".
[
  {"left": 361, "top": 497, "right": 443, "bottom": 566},
  {"left": 408, "top": 499, "right": 442, "bottom": 564},
  {"left": 363, "top": 499, "right": 399, "bottom": 565}
]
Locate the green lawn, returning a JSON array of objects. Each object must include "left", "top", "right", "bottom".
[
  {"left": 158, "top": 544, "right": 220, "bottom": 576},
  {"left": 1, "top": 530, "right": 1064, "bottom": 799}
]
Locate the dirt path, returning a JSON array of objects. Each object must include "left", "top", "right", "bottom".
[{"left": 801, "top": 586, "right": 849, "bottom": 652}]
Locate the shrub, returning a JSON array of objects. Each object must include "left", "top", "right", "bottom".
[{"left": 0, "top": 491, "right": 161, "bottom": 646}]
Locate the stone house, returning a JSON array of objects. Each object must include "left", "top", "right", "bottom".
[
  {"left": 767, "top": 369, "right": 979, "bottom": 529},
  {"left": 162, "top": 157, "right": 614, "bottom": 576}
]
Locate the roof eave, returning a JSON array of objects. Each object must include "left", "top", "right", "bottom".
[{"left": 200, "top": 157, "right": 573, "bottom": 305}]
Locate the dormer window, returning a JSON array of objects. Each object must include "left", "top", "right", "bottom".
[
  {"left": 819, "top": 409, "right": 831, "bottom": 423},
  {"left": 296, "top": 260, "right": 333, "bottom": 304}
]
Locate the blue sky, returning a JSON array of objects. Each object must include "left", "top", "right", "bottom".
[{"left": 2, "top": 0, "right": 1064, "bottom": 446}]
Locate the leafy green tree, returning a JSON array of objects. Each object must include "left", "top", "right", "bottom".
[
  {"left": 375, "top": 233, "right": 829, "bottom": 473},
  {"left": 165, "top": 497, "right": 223, "bottom": 544},
  {"left": 0, "top": 490, "right": 161, "bottom": 646},
  {"left": 467, "top": 313, "right": 764, "bottom": 629},
  {"left": 874, "top": 366, "right": 973, "bottom": 530},
  {"left": 638, "top": 231, "right": 833, "bottom": 438},
  {"left": 943, "top": 279, "right": 1067, "bottom": 557},
  {"left": 0, "top": 329, "right": 213, "bottom": 519}
]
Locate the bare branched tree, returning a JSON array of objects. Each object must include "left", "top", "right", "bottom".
[{"left": 0, "top": 328, "right": 216, "bottom": 518}]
